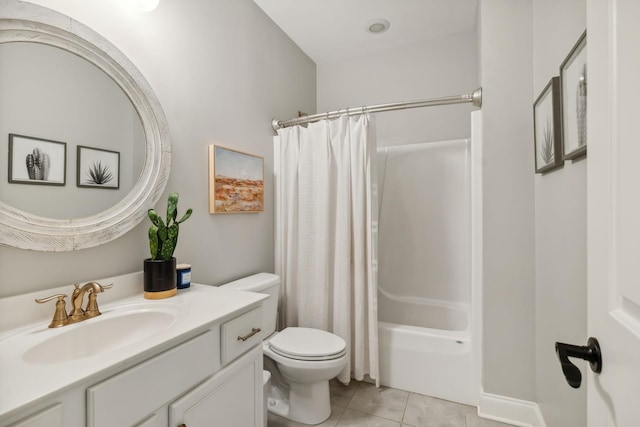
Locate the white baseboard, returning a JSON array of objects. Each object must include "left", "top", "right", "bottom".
[{"left": 477, "top": 391, "right": 546, "bottom": 427}]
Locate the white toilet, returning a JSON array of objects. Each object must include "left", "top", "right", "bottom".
[{"left": 223, "top": 273, "right": 347, "bottom": 425}]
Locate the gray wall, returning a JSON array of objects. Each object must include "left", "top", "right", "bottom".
[
  {"left": 317, "top": 31, "right": 477, "bottom": 147},
  {"left": 479, "top": 1, "right": 587, "bottom": 418},
  {"left": 533, "top": 1, "right": 587, "bottom": 426},
  {"left": 0, "top": 0, "right": 316, "bottom": 298},
  {"left": 478, "top": 0, "right": 536, "bottom": 401}
]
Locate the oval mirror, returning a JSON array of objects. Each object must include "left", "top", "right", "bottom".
[{"left": 0, "top": 3, "right": 170, "bottom": 251}]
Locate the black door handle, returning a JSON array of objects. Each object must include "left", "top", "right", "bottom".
[{"left": 555, "top": 337, "right": 602, "bottom": 388}]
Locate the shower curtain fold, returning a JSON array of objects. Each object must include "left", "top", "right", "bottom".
[{"left": 274, "top": 115, "right": 379, "bottom": 385}]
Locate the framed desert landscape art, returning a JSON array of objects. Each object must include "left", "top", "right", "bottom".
[{"left": 209, "top": 145, "right": 264, "bottom": 213}]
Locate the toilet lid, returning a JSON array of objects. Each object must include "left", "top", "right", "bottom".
[{"left": 268, "top": 327, "right": 346, "bottom": 360}]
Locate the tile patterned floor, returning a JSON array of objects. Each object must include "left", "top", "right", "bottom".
[{"left": 267, "top": 380, "right": 516, "bottom": 427}]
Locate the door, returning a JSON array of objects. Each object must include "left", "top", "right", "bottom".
[{"left": 588, "top": 0, "right": 640, "bottom": 425}]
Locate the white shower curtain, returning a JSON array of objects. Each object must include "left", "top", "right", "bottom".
[{"left": 274, "top": 114, "right": 379, "bottom": 385}]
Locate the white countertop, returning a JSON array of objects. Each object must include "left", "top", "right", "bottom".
[{"left": 0, "top": 279, "right": 266, "bottom": 419}]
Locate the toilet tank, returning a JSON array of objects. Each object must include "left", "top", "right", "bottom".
[{"left": 221, "top": 273, "right": 280, "bottom": 336}]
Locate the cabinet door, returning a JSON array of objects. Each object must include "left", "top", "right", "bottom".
[
  {"left": 170, "top": 346, "right": 262, "bottom": 427},
  {"left": 8, "top": 404, "right": 63, "bottom": 427},
  {"left": 87, "top": 331, "right": 217, "bottom": 427}
]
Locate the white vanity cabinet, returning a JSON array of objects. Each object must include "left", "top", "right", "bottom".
[
  {"left": 87, "top": 307, "right": 264, "bottom": 427},
  {"left": 3, "top": 295, "right": 265, "bottom": 427}
]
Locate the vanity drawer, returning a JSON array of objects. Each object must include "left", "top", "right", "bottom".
[
  {"left": 221, "top": 306, "right": 263, "bottom": 365},
  {"left": 87, "top": 330, "right": 218, "bottom": 427}
]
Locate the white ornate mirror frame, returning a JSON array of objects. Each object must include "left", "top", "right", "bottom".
[{"left": 0, "top": 1, "right": 171, "bottom": 251}]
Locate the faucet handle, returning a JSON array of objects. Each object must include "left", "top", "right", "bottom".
[
  {"left": 35, "top": 294, "right": 67, "bottom": 303},
  {"left": 35, "top": 294, "right": 69, "bottom": 328},
  {"left": 84, "top": 283, "right": 113, "bottom": 318}
]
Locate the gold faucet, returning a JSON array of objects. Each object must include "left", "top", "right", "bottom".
[
  {"left": 36, "top": 282, "right": 112, "bottom": 328},
  {"left": 69, "top": 282, "right": 104, "bottom": 324}
]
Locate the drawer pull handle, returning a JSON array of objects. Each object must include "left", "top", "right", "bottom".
[{"left": 237, "top": 327, "right": 261, "bottom": 341}]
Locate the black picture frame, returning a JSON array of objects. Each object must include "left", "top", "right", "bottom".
[
  {"left": 77, "top": 145, "right": 120, "bottom": 189},
  {"left": 560, "top": 30, "right": 587, "bottom": 160},
  {"left": 8, "top": 134, "right": 67, "bottom": 185},
  {"left": 533, "top": 77, "right": 564, "bottom": 174}
]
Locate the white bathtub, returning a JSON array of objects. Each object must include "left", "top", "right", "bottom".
[
  {"left": 378, "top": 290, "right": 477, "bottom": 405},
  {"left": 378, "top": 321, "right": 476, "bottom": 405}
]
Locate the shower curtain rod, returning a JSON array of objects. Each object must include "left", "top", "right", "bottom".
[{"left": 272, "top": 87, "right": 482, "bottom": 131}]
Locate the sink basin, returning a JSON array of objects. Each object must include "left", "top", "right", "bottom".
[{"left": 23, "top": 303, "right": 184, "bottom": 365}]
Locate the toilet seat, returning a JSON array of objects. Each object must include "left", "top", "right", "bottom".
[{"left": 268, "top": 327, "right": 346, "bottom": 361}]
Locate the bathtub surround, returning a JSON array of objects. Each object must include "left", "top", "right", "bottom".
[
  {"left": 275, "top": 115, "right": 379, "bottom": 386},
  {"left": 376, "top": 136, "right": 480, "bottom": 406},
  {"left": 377, "top": 140, "right": 472, "bottom": 321}
]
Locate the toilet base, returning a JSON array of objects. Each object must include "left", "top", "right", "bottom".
[{"left": 266, "top": 380, "right": 331, "bottom": 425}]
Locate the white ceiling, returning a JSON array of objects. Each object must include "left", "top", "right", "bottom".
[{"left": 252, "top": 0, "right": 478, "bottom": 65}]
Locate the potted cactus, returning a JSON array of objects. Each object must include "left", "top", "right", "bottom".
[{"left": 143, "top": 192, "right": 192, "bottom": 299}]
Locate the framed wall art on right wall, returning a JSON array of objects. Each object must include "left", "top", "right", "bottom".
[
  {"left": 534, "top": 77, "right": 564, "bottom": 174},
  {"left": 560, "top": 30, "right": 587, "bottom": 160}
]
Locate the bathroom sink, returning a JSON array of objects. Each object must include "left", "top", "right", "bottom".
[
  {"left": 0, "top": 280, "right": 269, "bottom": 420},
  {"left": 23, "top": 303, "right": 184, "bottom": 365}
]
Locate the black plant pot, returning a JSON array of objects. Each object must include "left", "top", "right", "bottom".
[{"left": 143, "top": 257, "right": 177, "bottom": 299}]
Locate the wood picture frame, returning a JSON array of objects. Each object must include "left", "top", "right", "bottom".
[{"left": 208, "top": 145, "right": 264, "bottom": 214}]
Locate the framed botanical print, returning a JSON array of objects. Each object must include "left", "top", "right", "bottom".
[{"left": 534, "top": 77, "right": 564, "bottom": 173}]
